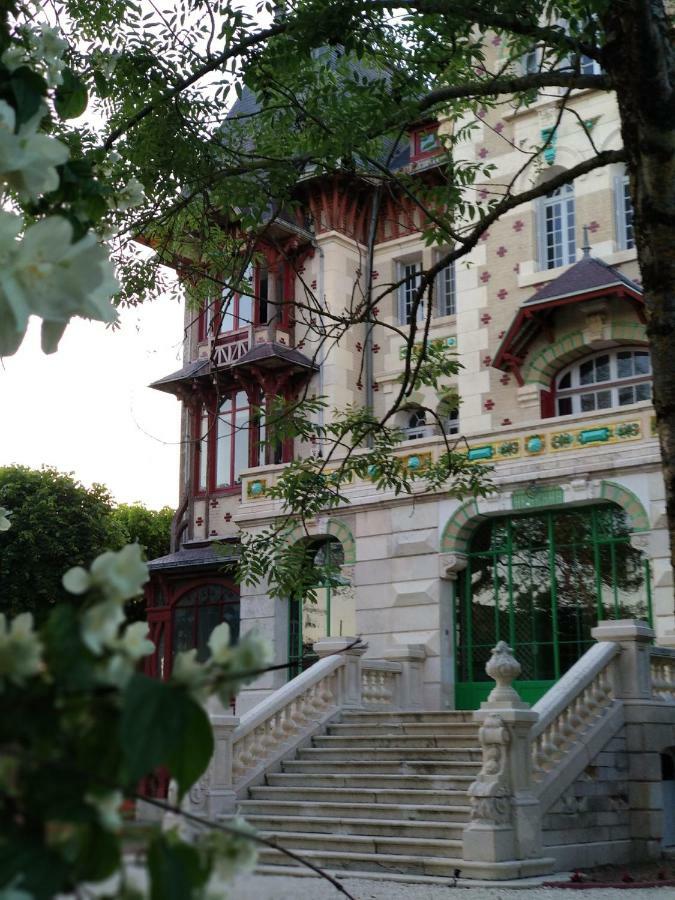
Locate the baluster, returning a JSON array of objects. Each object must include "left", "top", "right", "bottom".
[{"left": 320, "top": 674, "right": 334, "bottom": 707}]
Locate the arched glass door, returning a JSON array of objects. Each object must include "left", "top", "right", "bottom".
[{"left": 455, "top": 504, "right": 652, "bottom": 709}]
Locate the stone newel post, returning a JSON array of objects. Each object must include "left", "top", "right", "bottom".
[
  {"left": 314, "top": 637, "right": 367, "bottom": 708},
  {"left": 462, "top": 642, "right": 543, "bottom": 869}
]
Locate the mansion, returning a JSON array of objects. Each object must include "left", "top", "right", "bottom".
[{"left": 143, "top": 44, "right": 673, "bottom": 719}]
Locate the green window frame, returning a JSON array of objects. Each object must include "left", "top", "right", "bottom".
[{"left": 455, "top": 504, "right": 652, "bottom": 708}]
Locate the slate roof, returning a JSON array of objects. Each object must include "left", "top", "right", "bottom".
[
  {"left": 493, "top": 256, "right": 644, "bottom": 373},
  {"left": 522, "top": 256, "right": 643, "bottom": 307},
  {"left": 148, "top": 543, "right": 237, "bottom": 572},
  {"left": 149, "top": 358, "right": 210, "bottom": 394},
  {"left": 231, "top": 341, "right": 318, "bottom": 371}
]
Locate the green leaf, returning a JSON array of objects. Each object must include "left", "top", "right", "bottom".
[
  {"left": 120, "top": 675, "right": 213, "bottom": 795},
  {"left": 8, "top": 66, "right": 47, "bottom": 125},
  {"left": 72, "top": 824, "right": 121, "bottom": 883},
  {"left": 42, "top": 605, "right": 96, "bottom": 691},
  {"left": 147, "top": 834, "right": 208, "bottom": 900},
  {"left": 0, "top": 830, "right": 67, "bottom": 900},
  {"left": 54, "top": 69, "right": 88, "bottom": 119}
]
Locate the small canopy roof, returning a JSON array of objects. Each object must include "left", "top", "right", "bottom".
[
  {"left": 230, "top": 341, "right": 318, "bottom": 372},
  {"left": 149, "top": 359, "right": 210, "bottom": 395},
  {"left": 148, "top": 542, "right": 238, "bottom": 573},
  {"left": 493, "top": 257, "right": 644, "bottom": 379}
]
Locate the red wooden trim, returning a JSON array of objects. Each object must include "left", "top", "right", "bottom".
[{"left": 410, "top": 124, "right": 440, "bottom": 162}]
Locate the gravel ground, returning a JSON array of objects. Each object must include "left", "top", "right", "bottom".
[{"left": 230, "top": 873, "right": 672, "bottom": 900}]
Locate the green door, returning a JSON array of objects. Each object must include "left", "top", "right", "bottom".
[{"left": 455, "top": 504, "right": 652, "bottom": 709}]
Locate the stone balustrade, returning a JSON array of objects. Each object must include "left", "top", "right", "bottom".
[
  {"left": 361, "top": 661, "right": 402, "bottom": 708},
  {"left": 530, "top": 641, "right": 619, "bottom": 784},
  {"left": 650, "top": 647, "right": 675, "bottom": 703}
]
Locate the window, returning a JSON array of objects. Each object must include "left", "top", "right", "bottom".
[
  {"left": 555, "top": 348, "right": 651, "bottom": 416},
  {"left": 522, "top": 46, "right": 539, "bottom": 74},
  {"left": 288, "top": 537, "right": 355, "bottom": 678},
  {"left": 538, "top": 183, "right": 576, "bottom": 270},
  {"left": 172, "top": 584, "right": 240, "bottom": 663},
  {"left": 216, "top": 391, "right": 250, "bottom": 488},
  {"left": 579, "top": 54, "right": 602, "bottom": 75},
  {"left": 195, "top": 390, "right": 259, "bottom": 493},
  {"left": 397, "top": 261, "right": 423, "bottom": 324},
  {"left": 199, "top": 263, "right": 256, "bottom": 339},
  {"left": 615, "top": 173, "right": 635, "bottom": 250},
  {"left": 404, "top": 406, "right": 431, "bottom": 440},
  {"left": 410, "top": 125, "right": 440, "bottom": 161},
  {"left": 436, "top": 259, "right": 456, "bottom": 316}
]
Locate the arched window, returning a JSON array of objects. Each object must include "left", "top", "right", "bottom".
[
  {"left": 172, "top": 583, "right": 240, "bottom": 663},
  {"left": 555, "top": 347, "right": 651, "bottom": 415},
  {"left": 538, "top": 182, "right": 576, "bottom": 270},
  {"left": 288, "top": 537, "right": 355, "bottom": 678},
  {"left": 437, "top": 395, "right": 460, "bottom": 436},
  {"left": 404, "top": 406, "right": 430, "bottom": 440}
]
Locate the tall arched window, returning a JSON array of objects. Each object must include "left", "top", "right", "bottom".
[
  {"left": 538, "top": 183, "right": 576, "bottom": 269},
  {"left": 288, "top": 537, "right": 355, "bottom": 678},
  {"left": 555, "top": 347, "right": 651, "bottom": 415},
  {"left": 172, "top": 583, "right": 240, "bottom": 663}
]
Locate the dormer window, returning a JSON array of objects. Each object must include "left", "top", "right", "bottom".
[
  {"left": 555, "top": 348, "right": 651, "bottom": 416},
  {"left": 410, "top": 125, "right": 440, "bottom": 162}
]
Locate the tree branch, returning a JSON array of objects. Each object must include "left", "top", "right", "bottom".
[{"left": 103, "top": 21, "right": 287, "bottom": 150}]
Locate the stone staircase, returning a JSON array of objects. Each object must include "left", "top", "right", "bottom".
[{"left": 234, "top": 709, "right": 480, "bottom": 876}]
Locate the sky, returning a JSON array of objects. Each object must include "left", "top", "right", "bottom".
[{"left": 0, "top": 298, "right": 185, "bottom": 510}]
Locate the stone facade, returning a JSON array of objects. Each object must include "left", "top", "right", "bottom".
[{"left": 147, "top": 48, "right": 673, "bottom": 718}]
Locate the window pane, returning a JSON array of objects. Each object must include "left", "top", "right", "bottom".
[
  {"left": 199, "top": 412, "right": 209, "bottom": 490},
  {"left": 618, "top": 385, "right": 635, "bottom": 406},
  {"left": 220, "top": 293, "right": 235, "bottom": 332},
  {"left": 437, "top": 263, "right": 456, "bottom": 316},
  {"left": 580, "top": 392, "right": 596, "bottom": 412},
  {"left": 636, "top": 381, "right": 651, "bottom": 401},
  {"left": 617, "top": 351, "right": 634, "bottom": 378},
  {"left": 233, "top": 408, "right": 249, "bottom": 481},
  {"left": 258, "top": 266, "right": 269, "bottom": 324},
  {"left": 634, "top": 351, "right": 650, "bottom": 375},
  {"left": 238, "top": 291, "right": 253, "bottom": 328},
  {"left": 558, "top": 371, "right": 571, "bottom": 389},
  {"left": 596, "top": 390, "right": 612, "bottom": 409},
  {"left": 557, "top": 396, "right": 573, "bottom": 416},
  {"left": 594, "top": 355, "right": 610, "bottom": 382},
  {"left": 579, "top": 360, "right": 594, "bottom": 385},
  {"left": 216, "top": 411, "right": 233, "bottom": 486}
]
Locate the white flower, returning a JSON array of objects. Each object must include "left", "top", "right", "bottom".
[
  {"left": 208, "top": 622, "right": 232, "bottom": 664},
  {"left": 0, "top": 100, "right": 69, "bottom": 201},
  {"left": 62, "top": 543, "right": 148, "bottom": 604},
  {"left": 0, "top": 612, "right": 43, "bottom": 687},
  {"left": 204, "top": 821, "right": 258, "bottom": 886},
  {"left": 111, "top": 177, "right": 146, "bottom": 211},
  {"left": 87, "top": 790, "right": 123, "bottom": 832},
  {"left": 233, "top": 630, "right": 273, "bottom": 674},
  {"left": 172, "top": 649, "right": 209, "bottom": 700},
  {"left": 0, "top": 507, "right": 11, "bottom": 531},
  {"left": 35, "top": 27, "right": 68, "bottom": 87},
  {"left": 0, "top": 212, "right": 119, "bottom": 356},
  {"left": 115, "top": 622, "right": 154, "bottom": 661},
  {"left": 80, "top": 599, "right": 125, "bottom": 655}
]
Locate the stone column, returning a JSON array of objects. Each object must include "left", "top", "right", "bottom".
[
  {"left": 462, "top": 642, "right": 543, "bottom": 869},
  {"left": 438, "top": 553, "right": 467, "bottom": 710},
  {"left": 207, "top": 712, "right": 240, "bottom": 817},
  {"left": 383, "top": 644, "right": 427, "bottom": 709},
  {"left": 591, "top": 619, "right": 665, "bottom": 857},
  {"left": 314, "top": 637, "right": 367, "bottom": 708},
  {"left": 590, "top": 619, "right": 654, "bottom": 700}
]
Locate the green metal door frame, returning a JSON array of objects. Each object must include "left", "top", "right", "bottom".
[{"left": 454, "top": 504, "right": 652, "bottom": 709}]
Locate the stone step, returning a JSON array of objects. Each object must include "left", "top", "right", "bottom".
[
  {"left": 266, "top": 772, "right": 474, "bottom": 790},
  {"left": 237, "top": 800, "right": 470, "bottom": 822},
  {"left": 340, "top": 710, "right": 474, "bottom": 724},
  {"left": 282, "top": 759, "right": 481, "bottom": 776},
  {"left": 312, "top": 734, "right": 477, "bottom": 749},
  {"left": 256, "top": 829, "right": 463, "bottom": 859},
  {"left": 239, "top": 814, "right": 464, "bottom": 840},
  {"left": 300, "top": 745, "right": 482, "bottom": 762},
  {"left": 248, "top": 785, "right": 471, "bottom": 806},
  {"left": 256, "top": 846, "right": 464, "bottom": 877},
  {"left": 327, "top": 723, "right": 479, "bottom": 737}
]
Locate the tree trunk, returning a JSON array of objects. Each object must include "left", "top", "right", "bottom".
[{"left": 603, "top": 1, "right": 675, "bottom": 591}]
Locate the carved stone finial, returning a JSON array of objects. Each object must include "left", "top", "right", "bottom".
[{"left": 485, "top": 641, "right": 522, "bottom": 704}]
